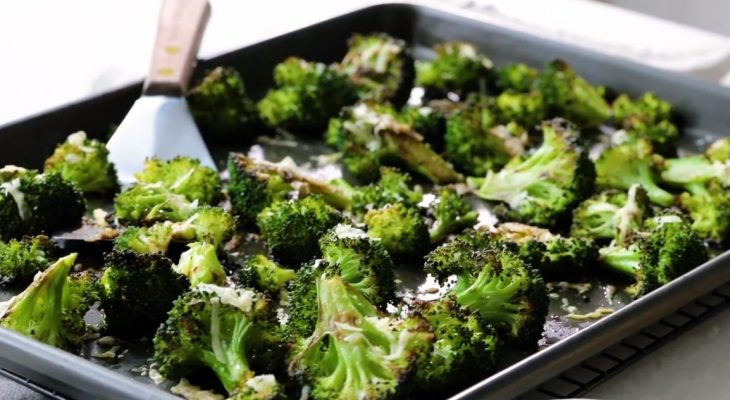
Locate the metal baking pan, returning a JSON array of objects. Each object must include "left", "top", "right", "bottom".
[{"left": 2, "top": 2, "right": 730, "bottom": 399}]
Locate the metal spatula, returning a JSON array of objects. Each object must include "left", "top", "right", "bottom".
[{"left": 107, "top": 0, "right": 215, "bottom": 184}]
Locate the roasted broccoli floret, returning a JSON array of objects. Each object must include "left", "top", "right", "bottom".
[
  {"left": 411, "top": 296, "right": 500, "bottom": 395},
  {"left": 494, "top": 91, "right": 545, "bottom": 128},
  {"left": 350, "top": 167, "right": 422, "bottom": 216},
  {"left": 424, "top": 244, "right": 548, "bottom": 347},
  {"left": 495, "top": 63, "right": 540, "bottom": 93},
  {"left": 0, "top": 235, "right": 55, "bottom": 285},
  {"left": 0, "top": 254, "right": 89, "bottom": 350},
  {"left": 100, "top": 250, "right": 187, "bottom": 338},
  {"left": 154, "top": 284, "right": 285, "bottom": 399},
  {"left": 114, "top": 183, "right": 197, "bottom": 225},
  {"left": 257, "top": 57, "right": 358, "bottom": 134},
  {"left": 398, "top": 105, "right": 447, "bottom": 151},
  {"left": 135, "top": 156, "right": 222, "bottom": 205},
  {"left": 660, "top": 154, "right": 730, "bottom": 188},
  {"left": 599, "top": 216, "right": 708, "bottom": 297},
  {"left": 319, "top": 224, "right": 396, "bottom": 306},
  {"left": 427, "top": 186, "right": 478, "bottom": 243},
  {"left": 706, "top": 137, "right": 730, "bottom": 162},
  {"left": 287, "top": 273, "right": 433, "bottom": 400},
  {"left": 595, "top": 138, "right": 674, "bottom": 207},
  {"left": 113, "top": 223, "right": 174, "bottom": 254},
  {"left": 538, "top": 60, "right": 611, "bottom": 126},
  {"left": 173, "top": 242, "right": 227, "bottom": 286},
  {"left": 43, "top": 131, "right": 118, "bottom": 194},
  {"left": 612, "top": 92, "right": 672, "bottom": 125},
  {"left": 620, "top": 119, "right": 679, "bottom": 157},
  {"left": 285, "top": 261, "right": 327, "bottom": 337},
  {"left": 326, "top": 102, "right": 462, "bottom": 183},
  {"left": 571, "top": 185, "right": 652, "bottom": 243},
  {"left": 340, "top": 33, "right": 414, "bottom": 105},
  {"left": 236, "top": 254, "right": 296, "bottom": 295},
  {"left": 416, "top": 42, "right": 493, "bottom": 97},
  {"left": 676, "top": 180, "right": 730, "bottom": 243},
  {"left": 0, "top": 167, "right": 85, "bottom": 238},
  {"left": 364, "top": 203, "right": 429, "bottom": 261},
  {"left": 470, "top": 119, "right": 595, "bottom": 227},
  {"left": 187, "top": 66, "right": 259, "bottom": 142},
  {"left": 227, "top": 153, "right": 353, "bottom": 225},
  {"left": 444, "top": 97, "right": 528, "bottom": 176},
  {"left": 170, "top": 206, "right": 236, "bottom": 248},
  {"left": 256, "top": 196, "right": 344, "bottom": 266}
]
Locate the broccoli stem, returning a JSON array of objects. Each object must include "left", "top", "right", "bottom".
[
  {"left": 599, "top": 246, "right": 641, "bottom": 279},
  {"left": 382, "top": 131, "right": 462, "bottom": 184}
]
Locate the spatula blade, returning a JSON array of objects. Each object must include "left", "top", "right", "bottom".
[{"left": 106, "top": 95, "right": 216, "bottom": 184}]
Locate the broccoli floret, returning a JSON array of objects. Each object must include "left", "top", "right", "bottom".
[
  {"left": 350, "top": 167, "right": 422, "bottom": 216},
  {"left": 364, "top": 203, "right": 429, "bottom": 261},
  {"left": 0, "top": 168, "right": 85, "bottom": 237},
  {"left": 425, "top": 245, "right": 548, "bottom": 347},
  {"left": 444, "top": 97, "right": 529, "bottom": 176},
  {"left": 427, "top": 186, "right": 478, "bottom": 244},
  {"left": 495, "top": 63, "right": 540, "bottom": 93},
  {"left": 571, "top": 185, "right": 652, "bottom": 243},
  {"left": 326, "top": 102, "right": 462, "bottom": 183},
  {"left": 170, "top": 206, "right": 236, "bottom": 248},
  {"left": 154, "top": 284, "right": 285, "bottom": 399},
  {"left": 135, "top": 156, "right": 222, "bottom": 205},
  {"left": 285, "top": 262, "right": 326, "bottom": 338},
  {"left": 677, "top": 180, "right": 730, "bottom": 243},
  {"left": 100, "top": 250, "right": 187, "bottom": 338},
  {"left": 470, "top": 119, "right": 595, "bottom": 227},
  {"left": 62, "top": 270, "right": 101, "bottom": 343},
  {"left": 236, "top": 254, "right": 296, "bottom": 295},
  {"left": 494, "top": 91, "right": 545, "bottom": 128},
  {"left": 287, "top": 273, "right": 433, "bottom": 400},
  {"left": 599, "top": 216, "right": 708, "bottom": 297},
  {"left": 173, "top": 242, "right": 227, "bottom": 286},
  {"left": 411, "top": 296, "right": 500, "bottom": 395},
  {"left": 596, "top": 138, "right": 674, "bottom": 207},
  {"left": 706, "top": 137, "right": 730, "bottom": 162},
  {"left": 340, "top": 33, "right": 414, "bottom": 106},
  {"left": 319, "top": 224, "right": 396, "bottom": 306},
  {"left": 398, "top": 105, "right": 447, "bottom": 151},
  {"left": 0, "top": 254, "right": 89, "bottom": 350},
  {"left": 621, "top": 119, "right": 679, "bottom": 157},
  {"left": 0, "top": 235, "right": 55, "bottom": 285},
  {"left": 113, "top": 223, "right": 174, "bottom": 254},
  {"left": 43, "top": 131, "right": 118, "bottom": 194},
  {"left": 538, "top": 60, "right": 611, "bottom": 126},
  {"left": 114, "top": 183, "right": 197, "bottom": 225},
  {"left": 257, "top": 57, "right": 358, "bottom": 134},
  {"left": 416, "top": 42, "right": 493, "bottom": 97},
  {"left": 612, "top": 92, "right": 672, "bottom": 125},
  {"left": 256, "top": 196, "right": 344, "bottom": 266},
  {"left": 186, "top": 66, "right": 259, "bottom": 142},
  {"left": 660, "top": 154, "right": 730, "bottom": 188},
  {"left": 227, "top": 153, "right": 353, "bottom": 225}
]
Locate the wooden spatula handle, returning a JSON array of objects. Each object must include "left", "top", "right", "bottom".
[{"left": 143, "top": 0, "right": 211, "bottom": 96}]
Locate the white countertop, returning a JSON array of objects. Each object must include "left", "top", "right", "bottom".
[{"left": 1, "top": 1, "right": 729, "bottom": 399}]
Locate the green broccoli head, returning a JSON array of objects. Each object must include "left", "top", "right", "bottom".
[
  {"left": 660, "top": 154, "right": 730, "bottom": 189},
  {"left": 495, "top": 63, "right": 540, "bottom": 93},
  {"left": 43, "top": 131, "right": 119, "bottom": 194},
  {"left": 621, "top": 118, "right": 679, "bottom": 157},
  {"left": 677, "top": 180, "right": 730, "bottom": 243},
  {"left": 171, "top": 206, "right": 236, "bottom": 249},
  {"left": 114, "top": 183, "right": 197, "bottom": 225},
  {"left": 256, "top": 196, "right": 344, "bottom": 266},
  {"left": 341, "top": 33, "right": 414, "bottom": 106},
  {"left": 236, "top": 254, "right": 296, "bottom": 295},
  {"left": 494, "top": 91, "right": 545, "bottom": 128},
  {"left": 287, "top": 273, "right": 433, "bottom": 400},
  {"left": 100, "top": 250, "right": 188, "bottom": 338},
  {"left": 398, "top": 105, "right": 447, "bottom": 151},
  {"left": 257, "top": 57, "right": 358, "bottom": 134},
  {"left": 538, "top": 59, "right": 611, "bottom": 126},
  {"left": 285, "top": 261, "right": 327, "bottom": 338},
  {"left": 612, "top": 92, "right": 672, "bottom": 125},
  {"left": 0, "top": 253, "right": 88, "bottom": 350},
  {"left": 113, "top": 223, "right": 174, "bottom": 254},
  {"left": 470, "top": 118, "right": 596, "bottom": 227},
  {"left": 706, "top": 137, "right": 730, "bottom": 162},
  {"left": 427, "top": 186, "right": 478, "bottom": 244},
  {"left": 173, "top": 242, "right": 227, "bottom": 287},
  {"left": 411, "top": 296, "right": 500, "bottom": 395},
  {"left": 326, "top": 102, "right": 462, "bottom": 183},
  {"left": 186, "top": 66, "right": 259, "bottom": 142},
  {"left": 571, "top": 184, "right": 652, "bottom": 243},
  {"left": 596, "top": 138, "right": 674, "bottom": 207},
  {"left": 319, "top": 224, "right": 396, "bottom": 306},
  {"left": 599, "top": 215, "right": 708, "bottom": 297},
  {"left": 154, "top": 284, "right": 285, "bottom": 398},
  {"left": 350, "top": 167, "right": 422, "bottom": 216},
  {"left": 62, "top": 270, "right": 101, "bottom": 344},
  {"left": 0, "top": 235, "right": 55, "bottom": 285},
  {"left": 416, "top": 42, "right": 493, "bottom": 97},
  {"left": 364, "top": 203, "right": 429, "bottom": 261},
  {"left": 444, "top": 96, "right": 529, "bottom": 176},
  {"left": 135, "top": 156, "right": 222, "bottom": 205}
]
